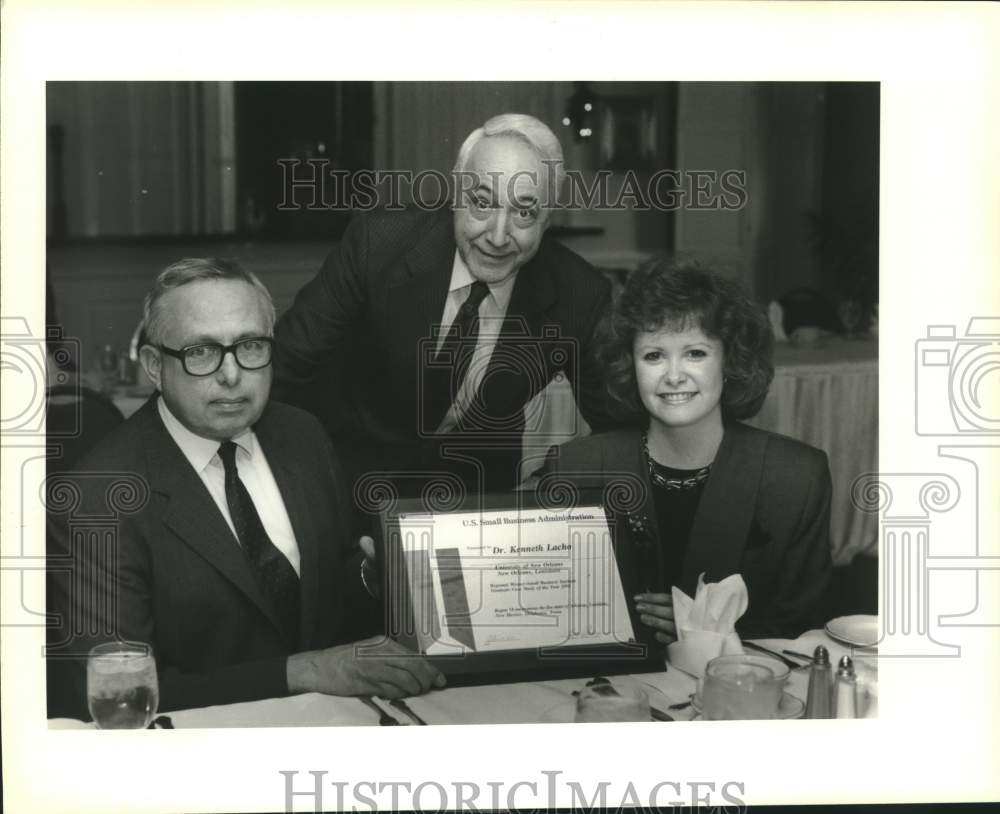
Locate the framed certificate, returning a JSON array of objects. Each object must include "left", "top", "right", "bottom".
[{"left": 375, "top": 490, "right": 664, "bottom": 685}]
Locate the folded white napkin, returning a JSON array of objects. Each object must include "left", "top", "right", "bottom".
[
  {"left": 768, "top": 301, "right": 789, "bottom": 342},
  {"left": 673, "top": 573, "right": 748, "bottom": 658}
]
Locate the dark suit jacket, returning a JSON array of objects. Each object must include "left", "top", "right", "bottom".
[
  {"left": 541, "top": 423, "right": 833, "bottom": 638},
  {"left": 47, "top": 398, "right": 375, "bottom": 717},
  {"left": 272, "top": 207, "right": 615, "bottom": 494}
]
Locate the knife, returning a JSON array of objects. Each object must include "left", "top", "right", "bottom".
[
  {"left": 388, "top": 698, "right": 428, "bottom": 725},
  {"left": 649, "top": 705, "right": 674, "bottom": 722},
  {"left": 743, "top": 640, "right": 808, "bottom": 670}
]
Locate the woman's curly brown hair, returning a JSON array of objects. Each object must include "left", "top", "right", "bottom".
[{"left": 597, "top": 259, "right": 774, "bottom": 423}]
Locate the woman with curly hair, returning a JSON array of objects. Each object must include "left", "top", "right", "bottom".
[{"left": 542, "top": 260, "right": 832, "bottom": 640}]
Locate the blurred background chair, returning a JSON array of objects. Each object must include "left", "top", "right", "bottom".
[
  {"left": 778, "top": 287, "right": 843, "bottom": 336},
  {"left": 824, "top": 553, "right": 878, "bottom": 618},
  {"left": 46, "top": 384, "right": 124, "bottom": 471},
  {"left": 46, "top": 383, "right": 125, "bottom": 718}
]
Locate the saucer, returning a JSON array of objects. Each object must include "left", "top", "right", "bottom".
[
  {"left": 825, "top": 615, "right": 879, "bottom": 648},
  {"left": 690, "top": 690, "right": 805, "bottom": 720}
]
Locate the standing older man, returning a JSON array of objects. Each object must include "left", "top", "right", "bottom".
[
  {"left": 47, "top": 258, "right": 442, "bottom": 718},
  {"left": 272, "top": 113, "right": 617, "bottom": 497}
]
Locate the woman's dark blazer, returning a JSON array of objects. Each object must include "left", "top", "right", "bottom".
[{"left": 540, "top": 422, "right": 833, "bottom": 638}]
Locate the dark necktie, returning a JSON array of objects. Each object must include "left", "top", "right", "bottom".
[
  {"left": 218, "top": 442, "right": 300, "bottom": 648},
  {"left": 440, "top": 280, "right": 490, "bottom": 384},
  {"left": 422, "top": 281, "right": 491, "bottom": 428}
]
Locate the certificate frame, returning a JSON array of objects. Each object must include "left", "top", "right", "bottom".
[{"left": 375, "top": 489, "right": 665, "bottom": 686}]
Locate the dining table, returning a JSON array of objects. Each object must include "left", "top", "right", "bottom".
[{"left": 49, "top": 628, "right": 873, "bottom": 729}]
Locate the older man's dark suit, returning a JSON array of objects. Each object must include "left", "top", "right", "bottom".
[
  {"left": 47, "top": 398, "right": 373, "bottom": 717},
  {"left": 272, "top": 208, "right": 615, "bottom": 495},
  {"left": 542, "top": 423, "right": 833, "bottom": 638}
]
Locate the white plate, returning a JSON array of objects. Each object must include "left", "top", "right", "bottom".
[
  {"left": 690, "top": 690, "right": 805, "bottom": 720},
  {"left": 537, "top": 700, "right": 673, "bottom": 724},
  {"left": 825, "top": 614, "right": 879, "bottom": 647}
]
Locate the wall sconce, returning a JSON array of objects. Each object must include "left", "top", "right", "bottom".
[{"left": 562, "top": 82, "right": 598, "bottom": 142}]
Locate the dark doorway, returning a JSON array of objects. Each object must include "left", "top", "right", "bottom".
[{"left": 235, "top": 81, "right": 374, "bottom": 240}]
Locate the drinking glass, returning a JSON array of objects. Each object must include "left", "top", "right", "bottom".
[
  {"left": 87, "top": 642, "right": 159, "bottom": 729},
  {"left": 702, "top": 654, "right": 782, "bottom": 720},
  {"left": 574, "top": 683, "right": 649, "bottom": 722}
]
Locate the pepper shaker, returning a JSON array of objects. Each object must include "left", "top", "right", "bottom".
[{"left": 805, "top": 645, "right": 832, "bottom": 719}]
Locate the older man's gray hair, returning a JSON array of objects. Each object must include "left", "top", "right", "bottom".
[
  {"left": 142, "top": 257, "right": 275, "bottom": 346},
  {"left": 453, "top": 113, "right": 567, "bottom": 203}
]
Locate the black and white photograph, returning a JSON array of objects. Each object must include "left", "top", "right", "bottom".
[
  {"left": 41, "top": 78, "right": 879, "bottom": 726},
  {"left": 2, "top": 3, "right": 998, "bottom": 813}
]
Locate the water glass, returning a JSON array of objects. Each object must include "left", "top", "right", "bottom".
[
  {"left": 574, "top": 683, "right": 649, "bottom": 722},
  {"left": 87, "top": 642, "right": 159, "bottom": 729},
  {"left": 702, "top": 654, "right": 782, "bottom": 720}
]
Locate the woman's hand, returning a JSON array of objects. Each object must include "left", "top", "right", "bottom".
[{"left": 634, "top": 592, "right": 677, "bottom": 645}]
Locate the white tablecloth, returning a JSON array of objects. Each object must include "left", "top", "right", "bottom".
[{"left": 45, "top": 631, "right": 861, "bottom": 729}]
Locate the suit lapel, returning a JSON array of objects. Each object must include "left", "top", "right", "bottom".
[
  {"left": 385, "top": 213, "right": 457, "bottom": 431},
  {"left": 253, "top": 411, "right": 320, "bottom": 650},
  {"left": 139, "top": 400, "right": 286, "bottom": 639},
  {"left": 597, "top": 429, "right": 666, "bottom": 593},
  {"left": 679, "top": 422, "right": 766, "bottom": 595}
]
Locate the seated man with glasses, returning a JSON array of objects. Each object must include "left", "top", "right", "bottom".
[{"left": 47, "top": 257, "right": 443, "bottom": 719}]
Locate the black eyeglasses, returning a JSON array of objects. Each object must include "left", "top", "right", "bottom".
[{"left": 158, "top": 337, "right": 274, "bottom": 376}]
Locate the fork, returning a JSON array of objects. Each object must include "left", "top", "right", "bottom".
[{"left": 358, "top": 696, "right": 401, "bottom": 725}]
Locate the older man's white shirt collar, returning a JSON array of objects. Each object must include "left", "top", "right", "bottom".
[
  {"left": 157, "top": 396, "right": 255, "bottom": 473},
  {"left": 449, "top": 250, "right": 517, "bottom": 311}
]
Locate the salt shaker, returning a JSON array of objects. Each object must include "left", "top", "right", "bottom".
[
  {"left": 833, "top": 655, "right": 857, "bottom": 719},
  {"left": 805, "top": 645, "right": 832, "bottom": 719},
  {"left": 863, "top": 678, "right": 878, "bottom": 718}
]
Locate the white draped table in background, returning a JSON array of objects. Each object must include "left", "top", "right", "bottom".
[
  {"left": 747, "top": 337, "right": 877, "bottom": 565},
  {"left": 523, "top": 336, "right": 878, "bottom": 566}
]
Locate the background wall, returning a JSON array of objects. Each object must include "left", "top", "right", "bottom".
[
  {"left": 46, "top": 81, "right": 877, "bottom": 372},
  {"left": 47, "top": 82, "right": 236, "bottom": 238}
]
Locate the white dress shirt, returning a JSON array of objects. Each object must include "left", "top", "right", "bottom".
[
  {"left": 435, "top": 250, "right": 517, "bottom": 432},
  {"left": 157, "top": 397, "right": 301, "bottom": 576}
]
